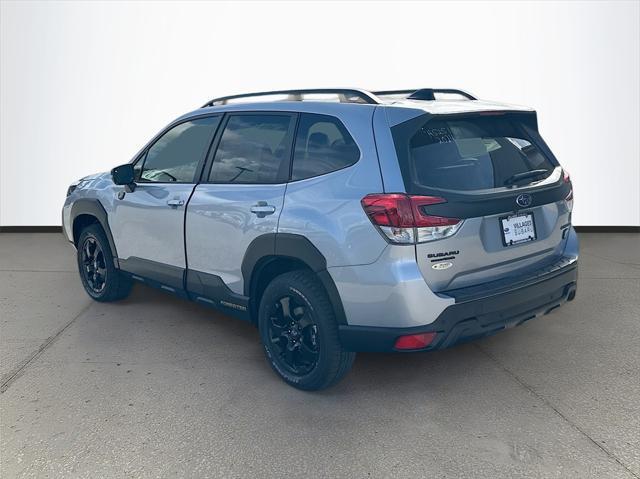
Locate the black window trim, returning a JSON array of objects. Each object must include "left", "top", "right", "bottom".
[
  {"left": 202, "top": 111, "right": 298, "bottom": 186},
  {"left": 287, "top": 112, "right": 362, "bottom": 183},
  {"left": 133, "top": 113, "right": 223, "bottom": 185},
  {"left": 130, "top": 110, "right": 363, "bottom": 186}
]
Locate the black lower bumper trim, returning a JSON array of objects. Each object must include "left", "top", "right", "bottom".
[{"left": 339, "top": 262, "right": 578, "bottom": 352}]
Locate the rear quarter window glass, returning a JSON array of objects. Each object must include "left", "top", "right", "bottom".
[
  {"left": 291, "top": 113, "right": 360, "bottom": 181},
  {"left": 394, "top": 115, "right": 556, "bottom": 192}
]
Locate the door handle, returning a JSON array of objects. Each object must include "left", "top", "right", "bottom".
[
  {"left": 250, "top": 202, "right": 276, "bottom": 218},
  {"left": 167, "top": 199, "right": 185, "bottom": 207}
]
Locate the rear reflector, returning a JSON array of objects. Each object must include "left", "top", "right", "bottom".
[
  {"left": 394, "top": 332, "right": 437, "bottom": 350},
  {"left": 361, "top": 194, "right": 462, "bottom": 244}
]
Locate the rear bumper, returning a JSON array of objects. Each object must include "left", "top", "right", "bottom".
[{"left": 339, "top": 256, "right": 578, "bottom": 352}]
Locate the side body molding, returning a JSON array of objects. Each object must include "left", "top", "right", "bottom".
[
  {"left": 70, "top": 198, "right": 119, "bottom": 267},
  {"left": 185, "top": 269, "right": 251, "bottom": 321},
  {"left": 242, "top": 233, "right": 348, "bottom": 325}
]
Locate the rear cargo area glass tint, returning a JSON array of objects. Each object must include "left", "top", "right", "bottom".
[{"left": 395, "top": 115, "right": 556, "bottom": 192}]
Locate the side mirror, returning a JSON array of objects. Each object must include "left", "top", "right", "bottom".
[{"left": 111, "top": 164, "right": 135, "bottom": 190}]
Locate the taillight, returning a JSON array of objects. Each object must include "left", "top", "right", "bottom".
[
  {"left": 361, "top": 194, "right": 462, "bottom": 244},
  {"left": 563, "top": 169, "right": 573, "bottom": 203}
]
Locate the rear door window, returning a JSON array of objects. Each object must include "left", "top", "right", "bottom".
[
  {"left": 209, "top": 114, "right": 295, "bottom": 184},
  {"left": 392, "top": 115, "right": 557, "bottom": 192},
  {"left": 291, "top": 113, "right": 360, "bottom": 181}
]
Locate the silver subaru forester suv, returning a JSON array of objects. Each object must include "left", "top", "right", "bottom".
[{"left": 62, "top": 88, "right": 578, "bottom": 390}]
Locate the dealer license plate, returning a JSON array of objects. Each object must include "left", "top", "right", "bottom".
[{"left": 500, "top": 213, "right": 536, "bottom": 246}]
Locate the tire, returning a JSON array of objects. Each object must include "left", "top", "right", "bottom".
[
  {"left": 258, "top": 270, "right": 355, "bottom": 391},
  {"left": 76, "top": 223, "right": 132, "bottom": 302}
]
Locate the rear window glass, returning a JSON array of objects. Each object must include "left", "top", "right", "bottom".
[{"left": 393, "top": 115, "right": 556, "bottom": 192}]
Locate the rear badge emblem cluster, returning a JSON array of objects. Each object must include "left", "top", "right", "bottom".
[
  {"left": 428, "top": 250, "right": 459, "bottom": 262},
  {"left": 432, "top": 262, "right": 453, "bottom": 270},
  {"left": 516, "top": 193, "right": 533, "bottom": 208}
]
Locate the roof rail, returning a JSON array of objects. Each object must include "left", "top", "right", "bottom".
[
  {"left": 373, "top": 88, "right": 477, "bottom": 101},
  {"left": 202, "top": 88, "right": 381, "bottom": 107}
]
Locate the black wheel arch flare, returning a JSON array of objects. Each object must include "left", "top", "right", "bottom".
[
  {"left": 70, "top": 199, "right": 120, "bottom": 267},
  {"left": 242, "top": 233, "right": 348, "bottom": 325}
]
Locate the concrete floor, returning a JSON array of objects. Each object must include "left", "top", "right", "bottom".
[{"left": 0, "top": 233, "right": 638, "bottom": 478}]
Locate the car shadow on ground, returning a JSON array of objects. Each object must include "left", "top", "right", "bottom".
[{"left": 114, "top": 282, "right": 506, "bottom": 399}]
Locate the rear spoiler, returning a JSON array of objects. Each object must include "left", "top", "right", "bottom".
[
  {"left": 476, "top": 110, "right": 538, "bottom": 131},
  {"left": 389, "top": 109, "right": 539, "bottom": 133}
]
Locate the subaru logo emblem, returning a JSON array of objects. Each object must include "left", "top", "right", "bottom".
[{"left": 516, "top": 193, "right": 532, "bottom": 208}]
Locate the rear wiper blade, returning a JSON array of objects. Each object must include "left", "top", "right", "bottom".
[{"left": 504, "top": 169, "right": 549, "bottom": 186}]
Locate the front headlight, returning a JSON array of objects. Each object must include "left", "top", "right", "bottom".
[
  {"left": 66, "top": 183, "right": 78, "bottom": 196},
  {"left": 66, "top": 179, "right": 89, "bottom": 196}
]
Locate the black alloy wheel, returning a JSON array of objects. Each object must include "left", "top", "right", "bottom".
[
  {"left": 258, "top": 270, "right": 355, "bottom": 390},
  {"left": 266, "top": 295, "right": 320, "bottom": 375},
  {"left": 80, "top": 235, "right": 107, "bottom": 294},
  {"left": 76, "top": 224, "right": 132, "bottom": 302}
]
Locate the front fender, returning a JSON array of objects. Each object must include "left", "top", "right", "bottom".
[{"left": 70, "top": 198, "right": 119, "bottom": 267}]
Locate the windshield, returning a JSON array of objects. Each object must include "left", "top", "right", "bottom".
[{"left": 392, "top": 114, "right": 557, "bottom": 192}]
